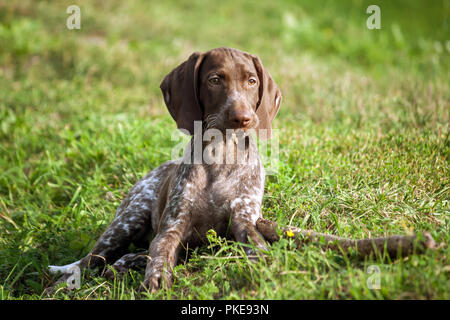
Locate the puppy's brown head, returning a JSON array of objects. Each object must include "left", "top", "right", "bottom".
[{"left": 160, "top": 47, "right": 281, "bottom": 139}]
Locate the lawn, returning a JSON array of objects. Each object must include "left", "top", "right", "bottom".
[{"left": 0, "top": 0, "right": 448, "bottom": 299}]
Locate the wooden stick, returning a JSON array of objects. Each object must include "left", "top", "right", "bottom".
[{"left": 256, "top": 218, "right": 437, "bottom": 258}]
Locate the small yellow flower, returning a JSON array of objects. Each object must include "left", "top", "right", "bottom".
[{"left": 286, "top": 229, "right": 294, "bottom": 238}]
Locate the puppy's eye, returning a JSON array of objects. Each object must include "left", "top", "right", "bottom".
[
  {"left": 248, "top": 77, "right": 257, "bottom": 86},
  {"left": 208, "top": 76, "right": 221, "bottom": 85}
]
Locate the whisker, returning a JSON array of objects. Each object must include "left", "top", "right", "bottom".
[{"left": 205, "top": 113, "right": 219, "bottom": 129}]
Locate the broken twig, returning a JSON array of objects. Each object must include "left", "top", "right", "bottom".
[{"left": 256, "top": 218, "right": 437, "bottom": 258}]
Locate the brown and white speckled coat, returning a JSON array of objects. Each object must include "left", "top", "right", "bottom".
[{"left": 49, "top": 47, "right": 282, "bottom": 292}]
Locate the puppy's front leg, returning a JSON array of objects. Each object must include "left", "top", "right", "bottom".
[
  {"left": 140, "top": 223, "right": 187, "bottom": 292},
  {"left": 231, "top": 218, "right": 268, "bottom": 256},
  {"left": 230, "top": 203, "right": 268, "bottom": 256}
]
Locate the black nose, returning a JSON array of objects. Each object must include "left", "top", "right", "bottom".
[{"left": 230, "top": 109, "right": 252, "bottom": 127}]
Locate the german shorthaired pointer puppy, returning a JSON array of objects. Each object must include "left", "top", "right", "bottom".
[{"left": 48, "top": 47, "right": 282, "bottom": 292}]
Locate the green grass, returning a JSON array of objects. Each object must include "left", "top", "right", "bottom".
[{"left": 0, "top": 0, "right": 449, "bottom": 299}]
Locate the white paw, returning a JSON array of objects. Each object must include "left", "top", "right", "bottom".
[{"left": 48, "top": 260, "right": 80, "bottom": 274}]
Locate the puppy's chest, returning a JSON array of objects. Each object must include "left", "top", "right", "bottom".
[{"left": 173, "top": 161, "right": 264, "bottom": 213}]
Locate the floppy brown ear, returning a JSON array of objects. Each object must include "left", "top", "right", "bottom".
[
  {"left": 252, "top": 55, "right": 282, "bottom": 140},
  {"left": 160, "top": 52, "right": 205, "bottom": 135}
]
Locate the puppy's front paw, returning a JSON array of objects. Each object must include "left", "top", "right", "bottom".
[{"left": 139, "top": 269, "right": 173, "bottom": 293}]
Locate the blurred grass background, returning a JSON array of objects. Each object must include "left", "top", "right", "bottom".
[{"left": 0, "top": 0, "right": 448, "bottom": 299}]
